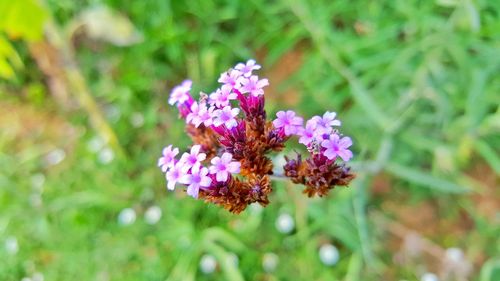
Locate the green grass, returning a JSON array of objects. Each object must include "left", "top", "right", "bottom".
[{"left": 1, "top": 0, "right": 499, "bottom": 280}]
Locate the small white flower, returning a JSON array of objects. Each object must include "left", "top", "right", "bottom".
[
  {"left": 118, "top": 208, "right": 136, "bottom": 225},
  {"left": 32, "top": 272, "right": 44, "bottom": 281},
  {"left": 45, "top": 149, "right": 66, "bottom": 166},
  {"left": 144, "top": 206, "right": 162, "bottom": 225},
  {"left": 87, "top": 137, "right": 105, "bottom": 152},
  {"left": 130, "top": 112, "right": 145, "bottom": 128},
  {"left": 445, "top": 247, "right": 463, "bottom": 263},
  {"left": 30, "top": 173, "right": 45, "bottom": 192},
  {"left": 199, "top": 254, "right": 217, "bottom": 274},
  {"left": 319, "top": 244, "right": 339, "bottom": 266},
  {"left": 275, "top": 213, "right": 294, "bottom": 234},
  {"left": 98, "top": 147, "right": 115, "bottom": 164},
  {"left": 5, "top": 236, "right": 18, "bottom": 254},
  {"left": 228, "top": 253, "right": 239, "bottom": 267},
  {"left": 421, "top": 272, "right": 439, "bottom": 281},
  {"left": 262, "top": 252, "right": 279, "bottom": 272}
]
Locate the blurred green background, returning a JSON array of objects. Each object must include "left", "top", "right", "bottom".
[{"left": 1, "top": 0, "right": 499, "bottom": 280}]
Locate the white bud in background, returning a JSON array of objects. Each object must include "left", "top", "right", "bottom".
[
  {"left": 262, "top": 252, "right": 279, "bottom": 272},
  {"left": 421, "top": 272, "right": 439, "bottom": 281},
  {"left": 144, "top": 206, "right": 162, "bottom": 225},
  {"left": 275, "top": 213, "right": 294, "bottom": 234},
  {"left": 87, "top": 137, "right": 104, "bottom": 153},
  {"left": 199, "top": 254, "right": 217, "bottom": 274},
  {"left": 130, "top": 112, "right": 145, "bottom": 128},
  {"left": 98, "top": 147, "right": 114, "bottom": 164},
  {"left": 319, "top": 244, "right": 339, "bottom": 266},
  {"left": 5, "top": 236, "right": 19, "bottom": 254},
  {"left": 118, "top": 208, "right": 136, "bottom": 225},
  {"left": 445, "top": 247, "right": 463, "bottom": 263},
  {"left": 45, "top": 149, "right": 66, "bottom": 166},
  {"left": 32, "top": 272, "right": 44, "bottom": 281}
]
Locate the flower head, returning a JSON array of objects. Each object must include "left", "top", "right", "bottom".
[
  {"left": 168, "top": 80, "right": 192, "bottom": 105},
  {"left": 234, "top": 59, "right": 261, "bottom": 77},
  {"left": 213, "top": 106, "right": 240, "bottom": 129},
  {"left": 298, "top": 120, "right": 317, "bottom": 146},
  {"left": 166, "top": 162, "right": 184, "bottom": 190},
  {"left": 180, "top": 145, "right": 207, "bottom": 172},
  {"left": 158, "top": 145, "right": 179, "bottom": 172},
  {"left": 209, "top": 152, "right": 241, "bottom": 182},
  {"left": 239, "top": 75, "right": 269, "bottom": 97},
  {"left": 321, "top": 134, "right": 353, "bottom": 161},
  {"left": 273, "top": 110, "right": 303, "bottom": 136},
  {"left": 209, "top": 85, "right": 237, "bottom": 108},
  {"left": 179, "top": 163, "right": 212, "bottom": 198},
  {"left": 311, "top": 111, "right": 341, "bottom": 136},
  {"left": 218, "top": 69, "right": 243, "bottom": 88}
]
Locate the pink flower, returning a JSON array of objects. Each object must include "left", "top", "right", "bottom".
[
  {"left": 180, "top": 145, "right": 206, "bottom": 172},
  {"left": 168, "top": 80, "right": 192, "bottom": 105},
  {"left": 157, "top": 145, "right": 179, "bottom": 172},
  {"left": 209, "top": 85, "right": 237, "bottom": 108},
  {"left": 187, "top": 102, "right": 214, "bottom": 127},
  {"left": 298, "top": 120, "right": 317, "bottom": 146},
  {"left": 166, "top": 162, "right": 184, "bottom": 190},
  {"left": 239, "top": 75, "right": 269, "bottom": 97},
  {"left": 311, "top": 111, "right": 341, "bottom": 136},
  {"left": 273, "top": 110, "right": 303, "bottom": 136},
  {"left": 209, "top": 152, "right": 241, "bottom": 182},
  {"left": 213, "top": 106, "right": 240, "bottom": 129},
  {"left": 179, "top": 163, "right": 212, "bottom": 198},
  {"left": 234, "top": 59, "right": 261, "bottom": 77},
  {"left": 321, "top": 134, "right": 353, "bottom": 161},
  {"left": 186, "top": 102, "right": 201, "bottom": 125},
  {"left": 218, "top": 69, "right": 242, "bottom": 87}
]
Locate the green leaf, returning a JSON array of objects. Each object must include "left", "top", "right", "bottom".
[{"left": 386, "top": 162, "right": 470, "bottom": 193}]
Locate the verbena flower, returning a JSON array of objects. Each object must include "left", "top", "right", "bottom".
[
  {"left": 158, "top": 59, "right": 355, "bottom": 213},
  {"left": 166, "top": 162, "right": 184, "bottom": 190},
  {"left": 180, "top": 163, "right": 212, "bottom": 198},
  {"left": 321, "top": 134, "right": 353, "bottom": 161},
  {"left": 180, "top": 145, "right": 206, "bottom": 172},
  {"left": 209, "top": 85, "right": 237, "bottom": 108},
  {"left": 273, "top": 110, "right": 303, "bottom": 136},
  {"left": 235, "top": 59, "right": 261, "bottom": 77},
  {"left": 239, "top": 75, "right": 269, "bottom": 97},
  {"left": 168, "top": 80, "right": 192, "bottom": 105},
  {"left": 209, "top": 152, "right": 241, "bottom": 182},
  {"left": 213, "top": 106, "right": 240, "bottom": 129},
  {"left": 157, "top": 145, "right": 179, "bottom": 172},
  {"left": 218, "top": 69, "right": 242, "bottom": 87}
]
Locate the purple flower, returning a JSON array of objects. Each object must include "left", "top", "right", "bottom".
[
  {"left": 273, "top": 110, "right": 304, "bottom": 136},
  {"left": 298, "top": 120, "right": 317, "bottom": 146},
  {"left": 197, "top": 104, "right": 215, "bottom": 127},
  {"left": 213, "top": 106, "right": 240, "bottom": 129},
  {"left": 186, "top": 102, "right": 201, "bottom": 125},
  {"left": 321, "top": 134, "right": 353, "bottom": 161},
  {"left": 239, "top": 75, "right": 269, "bottom": 97},
  {"left": 179, "top": 163, "right": 212, "bottom": 198},
  {"left": 218, "top": 69, "right": 243, "bottom": 87},
  {"left": 209, "top": 85, "right": 237, "bottom": 108},
  {"left": 209, "top": 152, "right": 241, "bottom": 182},
  {"left": 166, "top": 162, "right": 184, "bottom": 190},
  {"left": 234, "top": 59, "right": 261, "bottom": 77},
  {"left": 180, "top": 145, "right": 207, "bottom": 172},
  {"left": 311, "top": 111, "right": 341, "bottom": 135},
  {"left": 158, "top": 145, "right": 179, "bottom": 172},
  {"left": 168, "top": 80, "right": 192, "bottom": 105},
  {"left": 186, "top": 102, "right": 215, "bottom": 127}
]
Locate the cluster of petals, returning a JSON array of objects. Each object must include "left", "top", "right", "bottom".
[{"left": 158, "top": 144, "right": 240, "bottom": 198}]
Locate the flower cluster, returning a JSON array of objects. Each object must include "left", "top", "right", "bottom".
[{"left": 158, "top": 60, "right": 355, "bottom": 213}]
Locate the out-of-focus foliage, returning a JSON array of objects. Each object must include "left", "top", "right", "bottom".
[
  {"left": 0, "top": 0, "right": 48, "bottom": 78},
  {"left": 0, "top": 0, "right": 499, "bottom": 280}
]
